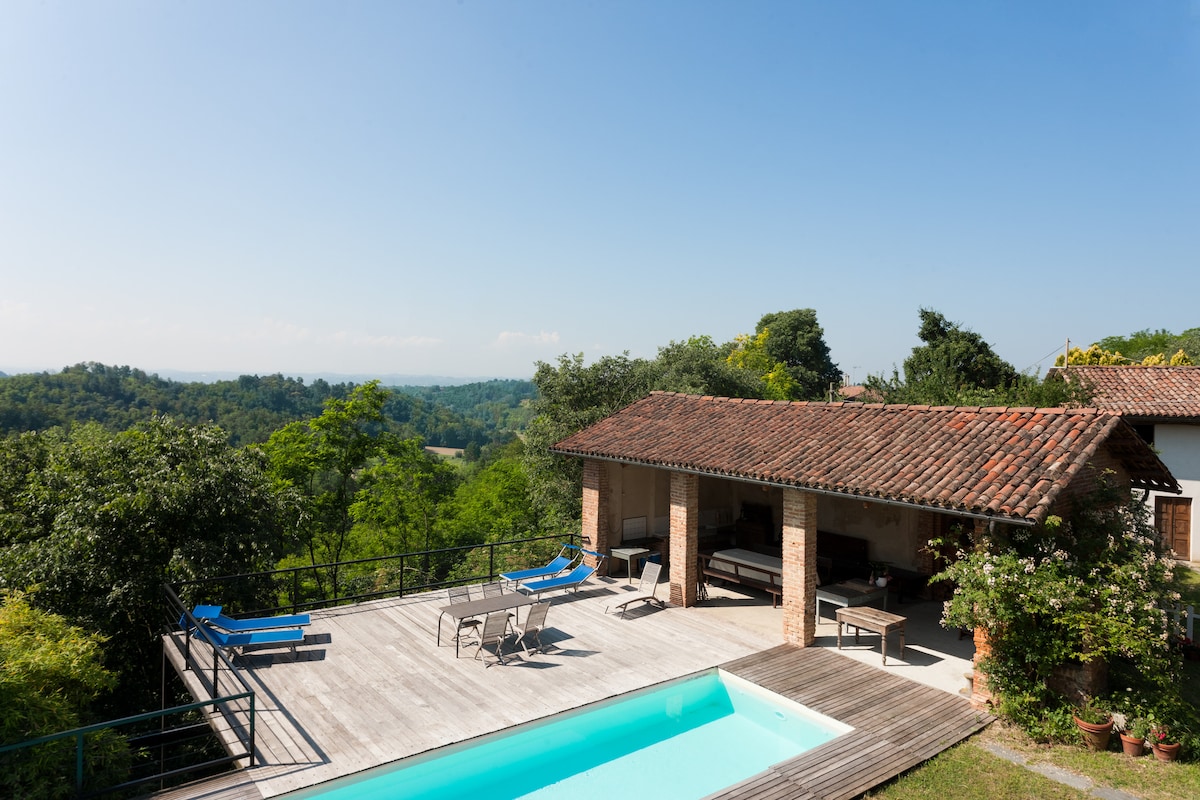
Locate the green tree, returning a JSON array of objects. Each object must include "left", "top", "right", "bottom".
[
  {"left": 523, "top": 353, "right": 657, "bottom": 528},
  {"left": 725, "top": 330, "right": 798, "bottom": 400},
  {"left": 441, "top": 446, "right": 537, "bottom": 548},
  {"left": 262, "top": 381, "right": 396, "bottom": 599},
  {"left": 0, "top": 419, "right": 289, "bottom": 712},
  {"left": 749, "top": 309, "right": 840, "bottom": 400},
  {"left": 1056, "top": 340, "right": 1195, "bottom": 367},
  {"left": 652, "top": 336, "right": 762, "bottom": 398},
  {"left": 350, "top": 437, "right": 460, "bottom": 558},
  {"left": 0, "top": 592, "right": 129, "bottom": 799},
  {"left": 865, "top": 309, "right": 1025, "bottom": 405}
]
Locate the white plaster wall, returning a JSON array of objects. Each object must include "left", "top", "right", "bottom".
[{"left": 1143, "top": 424, "right": 1200, "bottom": 562}]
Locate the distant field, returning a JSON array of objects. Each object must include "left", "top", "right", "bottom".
[{"left": 425, "top": 446, "right": 463, "bottom": 458}]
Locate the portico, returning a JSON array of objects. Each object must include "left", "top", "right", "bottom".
[{"left": 553, "top": 392, "right": 1179, "bottom": 652}]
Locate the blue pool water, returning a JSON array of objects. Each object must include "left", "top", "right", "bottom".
[{"left": 286, "top": 669, "right": 850, "bottom": 800}]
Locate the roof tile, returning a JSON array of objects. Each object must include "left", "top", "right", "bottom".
[
  {"left": 551, "top": 391, "right": 1178, "bottom": 525},
  {"left": 1053, "top": 366, "right": 1200, "bottom": 420}
]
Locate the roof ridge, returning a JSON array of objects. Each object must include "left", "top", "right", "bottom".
[{"left": 650, "top": 392, "right": 1106, "bottom": 416}]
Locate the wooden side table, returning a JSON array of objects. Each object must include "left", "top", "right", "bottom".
[{"left": 835, "top": 606, "right": 907, "bottom": 665}]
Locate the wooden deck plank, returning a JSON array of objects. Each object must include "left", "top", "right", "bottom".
[{"left": 158, "top": 584, "right": 990, "bottom": 800}]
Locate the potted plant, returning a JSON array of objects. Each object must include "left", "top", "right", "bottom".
[
  {"left": 1073, "top": 697, "right": 1114, "bottom": 751},
  {"left": 1150, "top": 722, "right": 1182, "bottom": 762},
  {"left": 1119, "top": 717, "right": 1149, "bottom": 757}
]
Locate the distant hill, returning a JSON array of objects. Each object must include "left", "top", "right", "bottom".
[
  {"left": 149, "top": 370, "right": 522, "bottom": 386},
  {"left": 0, "top": 363, "right": 534, "bottom": 448}
]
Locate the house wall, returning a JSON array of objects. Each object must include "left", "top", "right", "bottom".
[
  {"left": 1144, "top": 423, "right": 1200, "bottom": 562},
  {"left": 603, "top": 462, "right": 671, "bottom": 542},
  {"left": 816, "top": 495, "right": 923, "bottom": 571},
  {"left": 1053, "top": 447, "right": 1133, "bottom": 520}
]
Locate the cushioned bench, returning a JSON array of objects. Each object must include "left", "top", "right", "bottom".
[{"left": 699, "top": 550, "right": 784, "bottom": 608}]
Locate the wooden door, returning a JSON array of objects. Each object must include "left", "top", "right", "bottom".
[{"left": 1155, "top": 497, "right": 1192, "bottom": 558}]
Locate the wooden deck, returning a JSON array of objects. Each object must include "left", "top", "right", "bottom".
[
  {"left": 712, "top": 646, "right": 993, "bottom": 800},
  {"left": 158, "top": 577, "right": 989, "bottom": 799}
]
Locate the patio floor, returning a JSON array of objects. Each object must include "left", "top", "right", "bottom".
[{"left": 158, "top": 575, "right": 985, "bottom": 800}]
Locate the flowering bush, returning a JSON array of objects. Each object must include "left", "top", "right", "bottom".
[{"left": 932, "top": 472, "right": 1180, "bottom": 726}]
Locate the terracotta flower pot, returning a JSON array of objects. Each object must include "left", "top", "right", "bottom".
[
  {"left": 1152, "top": 741, "right": 1181, "bottom": 762},
  {"left": 1119, "top": 733, "right": 1145, "bottom": 757},
  {"left": 1073, "top": 716, "right": 1114, "bottom": 751}
]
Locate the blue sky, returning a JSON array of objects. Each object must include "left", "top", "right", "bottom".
[{"left": 2, "top": 2, "right": 1197, "bottom": 383}]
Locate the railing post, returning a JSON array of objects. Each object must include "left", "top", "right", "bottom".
[
  {"left": 292, "top": 568, "right": 300, "bottom": 615},
  {"left": 398, "top": 554, "right": 405, "bottom": 598},
  {"left": 76, "top": 730, "right": 85, "bottom": 794},
  {"left": 248, "top": 692, "right": 257, "bottom": 766},
  {"left": 489, "top": 542, "right": 495, "bottom": 579}
]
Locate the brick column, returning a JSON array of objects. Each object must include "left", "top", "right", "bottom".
[
  {"left": 782, "top": 488, "right": 817, "bottom": 646},
  {"left": 970, "top": 626, "right": 995, "bottom": 709},
  {"left": 916, "top": 510, "right": 936, "bottom": 575},
  {"left": 580, "top": 459, "right": 610, "bottom": 570},
  {"left": 669, "top": 472, "right": 698, "bottom": 607},
  {"left": 968, "top": 518, "right": 994, "bottom": 709}
]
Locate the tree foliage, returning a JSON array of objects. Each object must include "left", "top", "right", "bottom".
[
  {"left": 864, "top": 309, "right": 1092, "bottom": 408},
  {"left": 653, "top": 336, "right": 762, "bottom": 398},
  {"left": 749, "top": 309, "right": 841, "bottom": 400},
  {"left": 263, "top": 382, "right": 406, "bottom": 598},
  {"left": 0, "top": 362, "right": 522, "bottom": 449},
  {"left": 0, "top": 592, "right": 128, "bottom": 799},
  {"left": 725, "top": 331, "right": 798, "bottom": 400},
  {"left": 523, "top": 353, "right": 658, "bottom": 528},
  {"left": 0, "top": 418, "right": 290, "bottom": 713},
  {"left": 1094, "top": 327, "right": 1200, "bottom": 364},
  {"left": 1055, "top": 343, "right": 1195, "bottom": 367},
  {"left": 350, "top": 437, "right": 460, "bottom": 558}
]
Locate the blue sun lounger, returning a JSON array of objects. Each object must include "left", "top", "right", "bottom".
[
  {"left": 517, "top": 549, "right": 607, "bottom": 596},
  {"left": 193, "top": 607, "right": 311, "bottom": 632},
  {"left": 190, "top": 619, "right": 306, "bottom": 657},
  {"left": 500, "top": 544, "right": 580, "bottom": 584}
]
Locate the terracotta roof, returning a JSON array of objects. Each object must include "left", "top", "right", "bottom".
[
  {"left": 552, "top": 392, "right": 1179, "bottom": 525},
  {"left": 1050, "top": 366, "right": 1200, "bottom": 421}
]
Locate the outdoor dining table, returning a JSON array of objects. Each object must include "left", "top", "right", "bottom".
[{"left": 436, "top": 592, "right": 538, "bottom": 656}]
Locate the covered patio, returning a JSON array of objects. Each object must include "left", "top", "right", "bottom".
[{"left": 551, "top": 391, "right": 1179, "bottom": 697}]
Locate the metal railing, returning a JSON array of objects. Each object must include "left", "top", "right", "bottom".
[
  {"left": 0, "top": 692, "right": 254, "bottom": 799},
  {"left": 3, "top": 534, "right": 573, "bottom": 798},
  {"left": 171, "top": 532, "right": 576, "bottom": 617}
]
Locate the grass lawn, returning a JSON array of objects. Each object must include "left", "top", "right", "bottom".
[{"left": 865, "top": 721, "right": 1200, "bottom": 800}]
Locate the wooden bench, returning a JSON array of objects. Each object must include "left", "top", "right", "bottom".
[{"left": 699, "top": 551, "right": 784, "bottom": 608}]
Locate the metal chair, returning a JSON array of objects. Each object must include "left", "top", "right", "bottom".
[
  {"left": 448, "top": 585, "right": 482, "bottom": 645},
  {"left": 474, "top": 612, "right": 514, "bottom": 667},
  {"left": 513, "top": 601, "right": 551, "bottom": 655}
]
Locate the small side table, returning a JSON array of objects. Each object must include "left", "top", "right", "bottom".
[
  {"left": 610, "top": 547, "right": 650, "bottom": 582},
  {"left": 836, "top": 606, "right": 907, "bottom": 665}
]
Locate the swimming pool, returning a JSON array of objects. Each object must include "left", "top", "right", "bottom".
[{"left": 285, "top": 668, "right": 851, "bottom": 800}]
